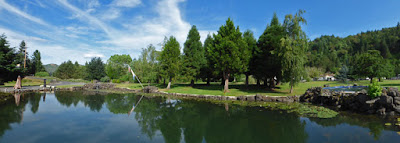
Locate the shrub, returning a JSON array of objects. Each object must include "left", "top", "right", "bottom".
[
  {"left": 112, "top": 79, "right": 121, "bottom": 83},
  {"left": 35, "top": 72, "right": 49, "bottom": 77},
  {"left": 100, "top": 76, "right": 111, "bottom": 82},
  {"left": 368, "top": 79, "right": 382, "bottom": 98}
]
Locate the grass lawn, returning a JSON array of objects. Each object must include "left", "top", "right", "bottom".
[
  {"left": 116, "top": 79, "right": 400, "bottom": 96},
  {"left": 2, "top": 77, "right": 50, "bottom": 87}
]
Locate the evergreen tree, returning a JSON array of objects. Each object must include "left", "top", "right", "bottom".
[
  {"left": 253, "top": 12, "right": 286, "bottom": 87},
  {"left": 160, "top": 36, "right": 181, "bottom": 89},
  {"left": 86, "top": 57, "right": 106, "bottom": 80},
  {"left": 32, "top": 50, "right": 45, "bottom": 73},
  {"left": 0, "top": 34, "right": 18, "bottom": 83},
  {"left": 241, "top": 30, "right": 257, "bottom": 86},
  {"left": 54, "top": 60, "right": 75, "bottom": 79},
  {"left": 182, "top": 25, "right": 205, "bottom": 86},
  {"left": 208, "top": 18, "right": 246, "bottom": 92},
  {"left": 201, "top": 34, "right": 215, "bottom": 85}
]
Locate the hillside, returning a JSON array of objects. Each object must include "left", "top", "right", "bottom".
[{"left": 44, "top": 64, "right": 59, "bottom": 75}]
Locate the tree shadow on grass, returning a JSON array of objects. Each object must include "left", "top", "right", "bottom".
[{"left": 169, "top": 83, "right": 287, "bottom": 95}]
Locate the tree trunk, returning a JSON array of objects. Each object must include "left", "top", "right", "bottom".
[
  {"left": 221, "top": 78, "right": 225, "bottom": 85},
  {"left": 163, "top": 78, "right": 166, "bottom": 85},
  {"left": 290, "top": 79, "right": 294, "bottom": 93},
  {"left": 206, "top": 76, "right": 210, "bottom": 86},
  {"left": 257, "top": 79, "right": 260, "bottom": 86},
  {"left": 269, "top": 78, "right": 275, "bottom": 88},
  {"left": 190, "top": 79, "right": 194, "bottom": 87},
  {"left": 245, "top": 74, "right": 249, "bottom": 86},
  {"left": 290, "top": 85, "right": 294, "bottom": 93},
  {"left": 167, "top": 77, "right": 172, "bottom": 89},
  {"left": 370, "top": 77, "right": 373, "bottom": 83},
  {"left": 223, "top": 71, "right": 230, "bottom": 93}
]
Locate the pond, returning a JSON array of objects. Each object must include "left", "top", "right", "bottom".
[{"left": 0, "top": 91, "right": 399, "bottom": 143}]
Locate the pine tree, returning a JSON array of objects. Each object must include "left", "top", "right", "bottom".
[
  {"left": 182, "top": 25, "right": 205, "bottom": 86},
  {"left": 208, "top": 18, "right": 246, "bottom": 92},
  {"left": 160, "top": 36, "right": 181, "bottom": 89}
]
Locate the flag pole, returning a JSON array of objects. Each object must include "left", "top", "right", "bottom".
[
  {"left": 127, "top": 64, "right": 145, "bottom": 114},
  {"left": 128, "top": 65, "right": 144, "bottom": 89}
]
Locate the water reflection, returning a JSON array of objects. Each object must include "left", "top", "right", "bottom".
[{"left": 0, "top": 91, "right": 399, "bottom": 143}]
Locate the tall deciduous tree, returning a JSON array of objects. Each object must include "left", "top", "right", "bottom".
[
  {"left": 353, "top": 50, "right": 394, "bottom": 82},
  {"left": 132, "top": 44, "right": 160, "bottom": 84},
  {"left": 86, "top": 57, "right": 106, "bottom": 80},
  {"left": 208, "top": 18, "right": 246, "bottom": 92},
  {"left": 160, "top": 36, "right": 181, "bottom": 89},
  {"left": 105, "top": 54, "right": 132, "bottom": 79},
  {"left": 183, "top": 25, "right": 205, "bottom": 86},
  {"left": 279, "top": 10, "right": 308, "bottom": 93}
]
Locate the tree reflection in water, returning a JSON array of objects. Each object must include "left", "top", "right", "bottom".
[{"left": 0, "top": 91, "right": 398, "bottom": 142}]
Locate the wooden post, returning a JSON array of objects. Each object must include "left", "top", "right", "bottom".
[{"left": 23, "top": 48, "right": 27, "bottom": 68}]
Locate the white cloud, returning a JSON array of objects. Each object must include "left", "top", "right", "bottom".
[
  {"left": 0, "top": 0, "right": 216, "bottom": 65},
  {"left": 113, "top": 0, "right": 141, "bottom": 8},
  {"left": 84, "top": 53, "right": 105, "bottom": 58},
  {"left": 0, "top": 0, "right": 49, "bottom": 26}
]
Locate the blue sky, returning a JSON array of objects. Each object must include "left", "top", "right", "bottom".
[{"left": 0, "top": 0, "right": 399, "bottom": 64}]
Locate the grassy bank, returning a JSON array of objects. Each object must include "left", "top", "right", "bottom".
[{"left": 116, "top": 80, "right": 400, "bottom": 96}]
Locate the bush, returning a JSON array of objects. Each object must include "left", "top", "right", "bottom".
[
  {"left": 100, "top": 76, "right": 111, "bottom": 82},
  {"left": 119, "top": 74, "right": 131, "bottom": 82},
  {"left": 35, "top": 72, "right": 49, "bottom": 77},
  {"left": 112, "top": 79, "right": 121, "bottom": 83},
  {"left": 368, "top": 79, "right": 382, "bottom": 98}
]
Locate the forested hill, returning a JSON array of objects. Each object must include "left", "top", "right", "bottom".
[{"left": 308, "top": 22, "right": 400, "bottom": 74}]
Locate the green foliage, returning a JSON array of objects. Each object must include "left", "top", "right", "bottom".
[
  {"left": 182, "top": 25, "right": 205, "bottom": 85},
  {"left": 368, "top": 79, "right": 382, "bottom": 98},
  {"left": 353, "top": 50, "right": 394, "bottom": 80},
  {"left": 252, "top": 12, "right": 286, "bottom": 86},
  {"left": 44, "top": 64, "right": 58, "bottom": 76},
  {"left": 105, "top": 54, "right": 132, "bottom": 79},
  {"left": 132, "top": 44, "right": 160, "bottom": 84},
  {"left": 86, "top": 57, "right": 106, "bottom": 80},
  {"left": 32, "top": 50, "right": 45, "bottom": 73},
  {"left": 54, "top": 60, "right": 75, "bottom": 79},
  {"left": 35, "top": 72, "right": 49, "bottom": 77},
  {"left": 305, "top": 67, "right": 324, "bottom": 79},
  {"left": 208, "top": 18, "right": 246, "bottom": 91},
  {"left": 336, "top": 65, "right": 349, "bottom": 82},
  {"left": 0, "top": 34, "right": 26, "bottom": 83},
  {"left": 100, "top": 76, "right": 110, "bottom": 82},
  {"left": 160, "top": 36, "right": 181, "bottom": 81},
  {"left": 112, "top": 79, "right": 121, "bottom": 83},
  {"left": 279, "top": 10, "right": 308, "bottom": 93}
]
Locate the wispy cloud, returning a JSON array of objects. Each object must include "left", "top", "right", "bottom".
[
  {"left": 0, "top": 0, "right": 49, "bottom": 26},
  {"left": 0, "top": 0, "right": 216, "bottom": 64}
]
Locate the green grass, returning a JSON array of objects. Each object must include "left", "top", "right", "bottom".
[
  {"left": 3, "top": 77, "right": 50, "bottom": 87},
  {"left": 115, "top": 79, "right": 400, "bottom": 96}
]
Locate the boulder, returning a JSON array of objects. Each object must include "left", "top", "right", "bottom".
[{"left": 379, "top": 95, "right": 393, "bottom": 106}]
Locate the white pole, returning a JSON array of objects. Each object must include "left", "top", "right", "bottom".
[{"left": 128, "top": 65, "right": 144, "bottom": 89}]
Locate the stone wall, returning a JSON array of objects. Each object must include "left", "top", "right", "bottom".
[{"left": 301, "top": 87, "right": 400, "bottom": 116}]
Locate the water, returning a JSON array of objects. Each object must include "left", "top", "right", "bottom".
[
  {"left": 0, "top": 91, "right": 399, "bottom": 143},
  {"left": 323, "top": 86, "right": 368, "bottom": 92}
]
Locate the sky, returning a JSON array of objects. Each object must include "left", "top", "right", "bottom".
[{"left": 0, "top": 0, "right": 399, "bottom": 65}]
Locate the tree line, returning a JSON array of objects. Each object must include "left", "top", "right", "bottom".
[
  {"left": 10, "top": 9, "right": 399, "bottom": 93},
  {"left": 0, "top": 34, "right": 45, "bottom": 84}
]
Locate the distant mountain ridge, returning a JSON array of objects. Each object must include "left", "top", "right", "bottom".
[{"left": 44, "top": 64, "right": 59, "bottom": 75}]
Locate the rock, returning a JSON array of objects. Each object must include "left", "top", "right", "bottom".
[
  {"left": 394, "top": 106, "right": 400, "bottom": 113},
  {"left": 394, "top": 97, "right": 400, "bottom": 101},
  {"left": 143, "top": 86, "right": 158, "bottom": 93},
  {"left": 356, "top": 94, "right": 369, "bottom": 103},
  {"left": 323, "top": 84, "right": 330, "bottom": 87},
  {"left": 379, "top": 95, "right": 393, "bottom": 106},
  {"left": 377, "top": 108, "right": 386, "bottom": 115},
  {"left": 387, "top": 87, "right": 399, "bottom": 97},
  {"left": 388, "top": 111, "right": 395, "bottom": 116}
]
